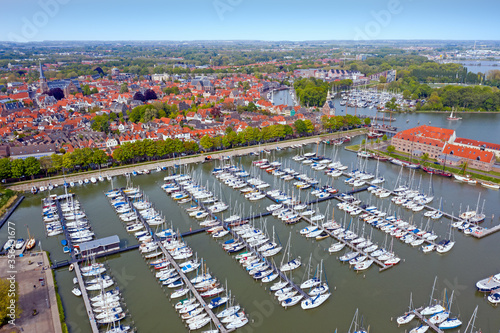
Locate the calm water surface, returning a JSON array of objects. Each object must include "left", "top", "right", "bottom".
[{"left": 2, "top": 110, "right": 500, "bottom": 333}]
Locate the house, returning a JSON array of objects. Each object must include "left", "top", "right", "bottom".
[
  {"left": 10, "top": 143, "right": 57, "bottom": 159},
  {"left": 391, "top": 125, "right": 455, "bottom": 159},
  {"left": 106, "top": 137, "right": 120, "bottom": 148},
  {"left": 440, "top": 144, "right": 495, "bottom": 171}
]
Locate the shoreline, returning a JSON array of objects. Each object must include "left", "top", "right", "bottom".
[
  {"left": 8, "top": 129, "right": 367, "bottom": 192},
  {"left": 378, "top": 110, "right": 500, "bottom": 114}
]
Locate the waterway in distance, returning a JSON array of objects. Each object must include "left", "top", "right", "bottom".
[{"left": 2, "top": 111, "right": 500, "bottom": 332}]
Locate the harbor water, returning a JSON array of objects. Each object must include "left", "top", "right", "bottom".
[{"left": 2, "top": 109, "right": 500, "bottom": 333}]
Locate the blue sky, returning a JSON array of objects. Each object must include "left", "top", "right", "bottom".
[{"left": 1, "top": 0, "right": 498, "bottom": 42}]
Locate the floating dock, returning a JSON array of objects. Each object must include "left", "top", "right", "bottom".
[
  {"left": 412, "top": 307, "right": 444, "bottom": 333},
  {"left": 119, "top": 188, "right": 232, "bottom": 333},
  {"left": 171, "top": 179, "right": 311, "bottom": 303}
]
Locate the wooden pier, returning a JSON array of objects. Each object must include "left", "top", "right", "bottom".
[
  {"left": 119, "top": 189, "right": 232, "bottom": 333},
  {"left": 221, "top": 169, "right": 395, "bottom": 272},
  {"left": 300, "top": 214, "right": 393, "bottom": 272},
  {"left": 171, "top": 179, "right": 311, "bottom": 303},
  {"left": 50, "top": 244, "right": 140, "bottom": 269},
  {"left": 225, "top": 224, "right": 310, "bottom": 300},
  {"left": 412, "top": 307, "right": 444, "bottom": 333},
  {"left": 470, "top": 224, "right": 500, "bottom": 239},
  {"left": 73, "top": 263, "right": 100, "bottom": 333}
]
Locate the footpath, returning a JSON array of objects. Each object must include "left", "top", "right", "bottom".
[{"left": 9, "top": 129, "right": 366, "bottom": 192}]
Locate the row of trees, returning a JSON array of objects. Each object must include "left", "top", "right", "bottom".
[
  {"left": 199, "top": 124, "right": 295, "bottom": 151},
  {"left": 420, "top": 85, "right": 500, "bottom": 111},
  {"left": 320, "top": 115, "right": 364, "bottom": 131},
  {"left": 112, "top": 138, "right": 198, "bottom": 163},
  {"left": 0, "top": 148, "right": 109, "bottom": 180}
]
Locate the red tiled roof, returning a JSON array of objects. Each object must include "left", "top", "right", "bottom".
[
  {"left": 395, "top": 125, "right": 455, "bottom": 142},
  {"left": 443, "top": 144, "right": 494, "bottom": 163},
  {"left": 454, "top": 137, "right": 500, "bottom": 151}
]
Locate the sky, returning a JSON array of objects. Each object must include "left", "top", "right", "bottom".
[{"left": 0, "top": 0, "right": 499, "bottom": 42}]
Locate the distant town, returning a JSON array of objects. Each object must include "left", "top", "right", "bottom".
[{"left": 0, "top": 41, "right": 499, "bottom": 181}]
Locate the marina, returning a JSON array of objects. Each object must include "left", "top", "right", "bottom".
[{"left": 1, "top": 113, "right": 500, "bottom": 332}]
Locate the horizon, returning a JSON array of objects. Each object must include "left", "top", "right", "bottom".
[{"left": 1, "top": 0, "right": 499, "bottom": 43}]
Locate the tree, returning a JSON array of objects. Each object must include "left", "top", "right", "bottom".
[
  {"left": 382, "top": 134, "right": 388, "bottom": 141},
  {"left": 24, "top": 157, "right": 40, "bottom": 178},
  {"left": 386, "top": 145, "right": 396, "bottom": 153},
  {"left": 385, "top": 97, "right": 399, "bottom": 111},
  {"left": 294, "top": 119, "right": 307, "bottom": 134},
  {"left": 379, "top": 76, "right": 387, "bottom": 84},
  {"left": 304, "top": 119, "right": 314, "bottom": 134},
  {"left": 120, "top": 83, "right": 129, "bottom": 93},
  {"left": 460, "top": 161, "right": 469, "bottom": 176},
  {"left": 200, "top": 135, "right": 214, "bottom": 150},
  {"left": 10, "top": 159, "right": 25, "bottom": 179},
  {"left": 364, "top": 118, "right": 371, "bottom": 126},
  {"left": 50, "top": 154, "right": 63, "bottom": 171},
  {"left": 0, "top": 158, "right": 11, "bottom": 179},
  {"left": 420, "top": 153, "right": 429, "bottom": 163},
  {"left": 47, "top": 88, "right": 64, "bottom": 100},
  {"left": 133, "top": 91, "right": 146, "bottom": 102},
  {"left": 143, "top": 108, "right": 158, "bottom": 122},
  {"left": 82, "top": 85, "right": 91, "bottom": 96},
  {"left": 144, "top": 89, "right": 158, "bottom": 101}
]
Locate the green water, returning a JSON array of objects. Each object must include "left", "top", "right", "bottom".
[{"left": 2, "top": 116, "right": 500, "bottom": 333}]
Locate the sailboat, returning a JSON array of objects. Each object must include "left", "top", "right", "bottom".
[
  {"left": 436, "top": 222, "right": 455, "bottom": 254},
  {"left": 348, "top": 308, "right": 368, "bottom": 333},
  {"left": 447, "top": 110, "right": 462, "bottom": 121},
  {"left": 463, "top": 306, "right": 479, "bottom": 333},
  {"left": 25, "top": 227, "right": 36, "bottom": 250},
  {"left": 300, "top": 255, "right": 320, "bottom": 289},
  {"left": 438, "top": 290, "right": 462, "bottom": 330},
  {"left": 300, "top": 290, "right": 331, "bottom": 310},
  {"left": 279, "top": 232, "right": 301, "bottom": 272},
  {"left": 421, "top": 277, "right": 446, "bottom": 316},
  {"left": 307, "top": 260, "right": 329, "bottom": 296},
  {"left": 397, "top": 292, "right": 415, "bottom": 325}
]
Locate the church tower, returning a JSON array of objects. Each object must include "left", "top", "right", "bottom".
[
  {"left": 322, "top": 87, "right": 335, "bottom": 116},
  {"left": 39, "top": 61, "right": 48, "bottom": 93}
]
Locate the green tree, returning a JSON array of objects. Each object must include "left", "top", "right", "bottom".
[
  {"left": 294, "top": 119, "right": 307, "bottom": 134},
  {"left": 385, "top": 97, "right": 399, "bottom": 111},
  {"left": 120, "top": 83, "right": 129, "bottom": 93},
  {"left": 382, "top": 134, "right": 388, "bottom": 141},
  {"left": 10, "top": 159, "right": 25, "bottom": 179},
  {"left": 62, "top": 153, "right": 74, "bottom": 170},
  {"left": 387, "top": 145, "right": 396, "bottom": 153},
  {"left": 304, "top": 120, "right": 314, "bottom": 134},
  {"left": 24, "top": 156, "right": 40, "bottom": 178},
  {"left": 379, "top": 76, "right": 387, "bottom": 84},
  {"left": 420, "top": 153, "right": 429, "bottom": 163},
  {"left": 200, "top": 135, "right": 214, "bottom": 150},
  {"left": 51, "top": 154, "right": 63, "bottom": 171},
  {"left": 0, "top": 158, "right": 11, "bottom": 179},
  {"left": 460, "top": 161, "right": 469, "bottom": 176},
  {"left": 364, "top": 118, "right": 371, "bottom": 126}
]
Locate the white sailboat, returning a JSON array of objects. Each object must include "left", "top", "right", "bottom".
[
  {"left": 421, "top": 277, "right": 446, "bottom": 316},
  {"left": 279, "top": 232, "right": 301, "bottom": 272},
  {"left": 396, "top": 292, "right": 415, "bottom": 325}
]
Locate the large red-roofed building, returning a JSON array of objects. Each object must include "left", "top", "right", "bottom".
[{"left": 391, "top": 125, "right": 496, "bottom": 171}]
